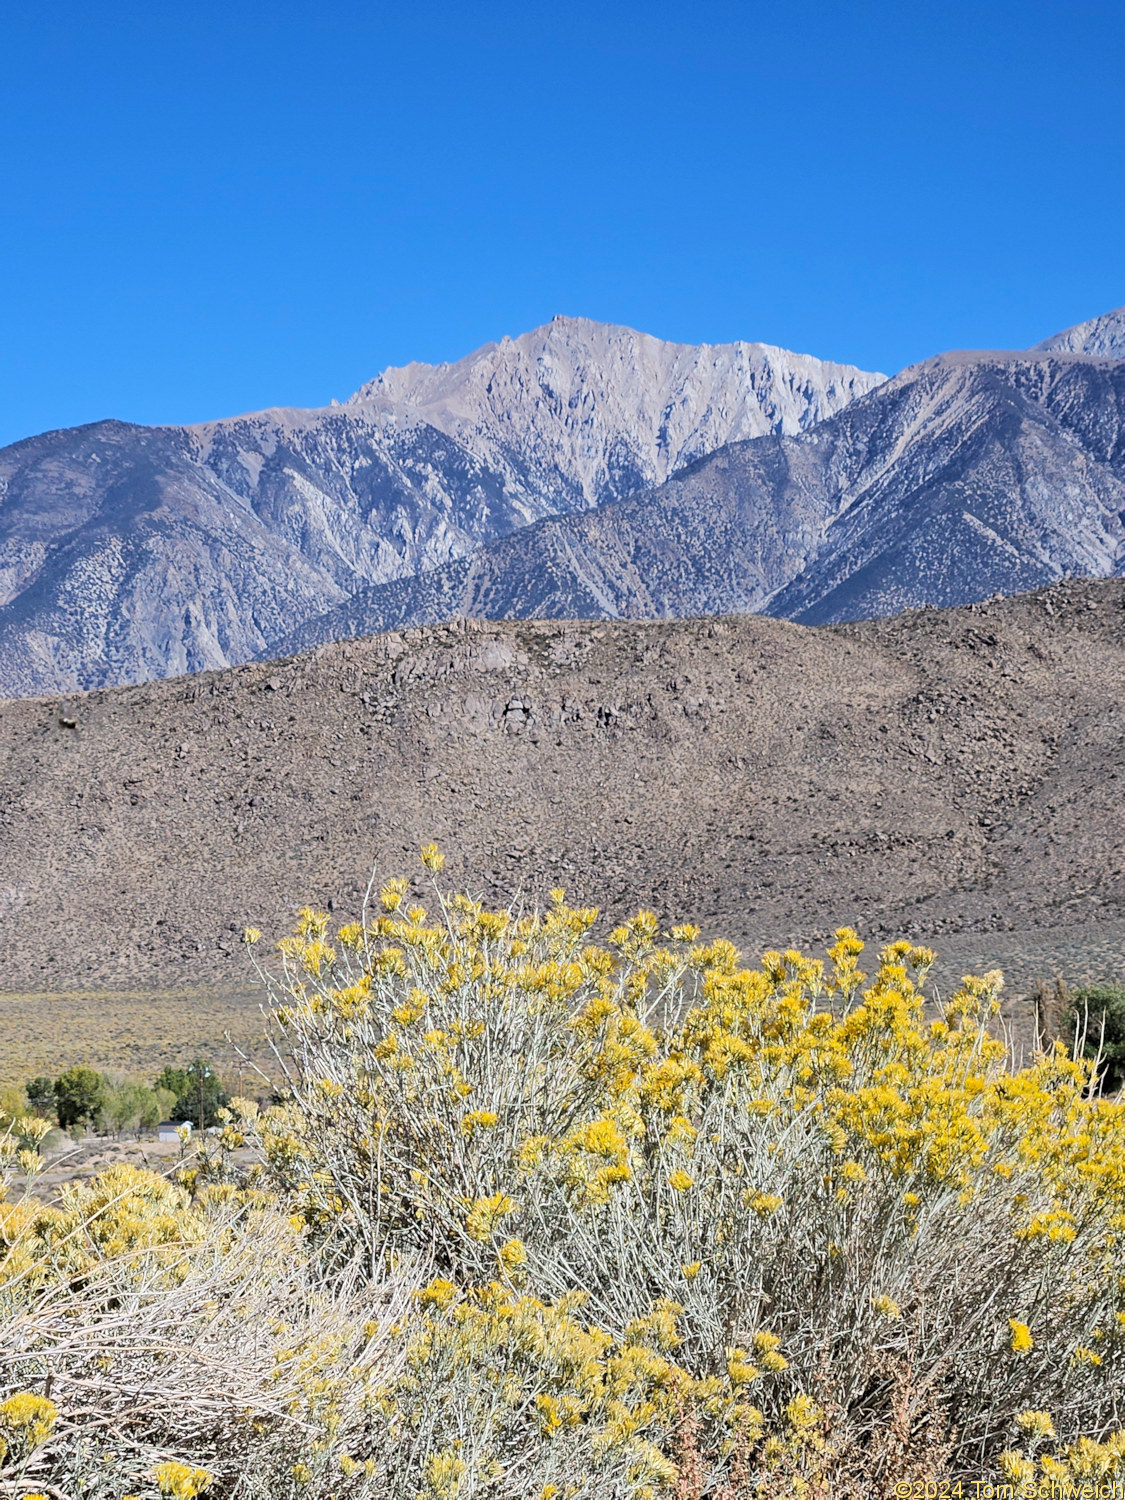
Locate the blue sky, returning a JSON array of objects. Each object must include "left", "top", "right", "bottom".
[{"left": 1, "top": 0, "right": 1122, "bottom": 447}]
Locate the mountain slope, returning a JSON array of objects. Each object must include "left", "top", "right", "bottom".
[
  {"left": 2, "top": 581, "right": 1123, "bottom": 1010},
  {"left": 0, "top": 421, "right": 350, "bottom": 699},
  {"left": 768, "top": 352, "right": 1125, "bottom": 623},
  {"left": 354, "top": 315, "right": 884, "bottom": 508},
  {"left": 274, "top": 349, "right": 1125, "bottom": 649},
  {"left": 268, "top": 439, "right": 832, "bottom": 647},
  {"left": 1033, "top": 304, "right": 1125, "bottom": 358},
  {"left": 0, "top": 319, "right": 881, "bottom": 697}
]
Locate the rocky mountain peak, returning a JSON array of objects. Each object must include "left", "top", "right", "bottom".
[
  {"left": 0, "top": 318, "right": 883, "bottom": 697},
  {"left": 1032, "top": 304, "right": 1125, "bottom": 358},
  {"left": 349, "top": 317, "right": 886, "bottom": 509},
  {"left": 9, "top": 310, "right": 1124, "bottom": 702}
]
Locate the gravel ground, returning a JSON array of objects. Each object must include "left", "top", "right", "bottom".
[{"left": 1, "top": 579, "right": 1123, "bottom": 1080}]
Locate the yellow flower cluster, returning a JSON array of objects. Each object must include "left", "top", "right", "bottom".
[
  {"left": 152, "top": 1460, "right": 212, "bottom": 1497},
  {"left": 236, "top": 858, "right": 1125, "bottom": 1487},
  {"left": 0, "top": 1163, "right": 211, "bottom": 1288},
  {"left": 0, "top": 1391, "right": 57, "bottom": 1464},
  {"left": 1000, "top": 1426, "right": 1125, "bottom": 1487},
  {"left": 393, "top": 1280, "right": 767, "bottom": 1494},
  {"left": 11, "top": 851, "right": 1125, "bottom": 1495}
]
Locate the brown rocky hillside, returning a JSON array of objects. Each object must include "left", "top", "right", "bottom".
[{"left": 1, "top": 579, "right": 1124, "bottom": 1025}]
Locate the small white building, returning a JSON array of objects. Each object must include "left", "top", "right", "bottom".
[{"left": 157, "top": 1120, "right": 192, "bottom": 1143}]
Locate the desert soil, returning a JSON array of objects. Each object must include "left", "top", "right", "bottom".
[{"left": 1, "top": 577, "right": 1123, "bottom": 1078}]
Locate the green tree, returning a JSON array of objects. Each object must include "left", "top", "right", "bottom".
[
  {"left": 25, "top": 1076, "right": 55, "bottom": 1118},
  {"left": 100, "top": 1081, "right": 149, "bottom": 1138},
  {"left": 53, "top": 1066, "right": 108, "bottom": 1130},
  {"left": 1063, "top": 982, "right": 1125, "bottom": 1094},
  {"left": 139, "top": 1086, "right": 179, "bottom": 1133},
  {"left": 153, "top": 1059, "right": 228, "bottom": 1129}
]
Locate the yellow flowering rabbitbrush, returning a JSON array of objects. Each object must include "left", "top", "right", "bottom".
[
  {"left": 239, "top": 854, "right": 1125, "bottom": 1491},
  {"left": 3, "top": 848, "right": 1125, "bottom": 1497}
]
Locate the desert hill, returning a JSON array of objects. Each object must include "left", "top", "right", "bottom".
[{"left": 1, "top": 579, "right": 1123, "bottom": 1019}]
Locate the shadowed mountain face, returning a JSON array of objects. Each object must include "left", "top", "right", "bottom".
[
  {"left": 769, "top": 352, "right": 1125, "bottom": 624},
  {"left": 0, "top": 318, "right": 881, "bottom": 697},
  {"left": 273, "top": 350, "right": 1125, "bottom": 650}
]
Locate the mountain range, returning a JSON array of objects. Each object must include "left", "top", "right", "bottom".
[
  {"left": 274, "top": 347, "right": 1125, "bottom": 649},
  {"left": 1, "top": 306, "right": 1123, "bottom": 697},
  {"left": 0, "top": 320, "right": 879, "bottom": 697}
]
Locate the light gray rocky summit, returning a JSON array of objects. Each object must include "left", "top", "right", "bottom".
[
  {"left": 0, "top": 319, "right": 883, "bottom": 696},
  {"left": 1032, "top": 304, "right": 1125, "bottom": 358},
  {"left": 274, "top": 345, "right": 1125, "bottom": 652},
  {"left": 353, "top": 315, "right": 886, "bottom": 509}
]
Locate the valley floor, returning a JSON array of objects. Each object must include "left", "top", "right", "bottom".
[
  {"left": 4, "top": 919, "right": 1124, "bottom": 1088},
  {"left": 0, "top": 985, "right": 273, "bottom": 1088}
]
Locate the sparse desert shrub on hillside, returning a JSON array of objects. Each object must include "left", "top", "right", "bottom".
[{"left": 3, "top": 854, "right": 1125, "bottom": 1495}]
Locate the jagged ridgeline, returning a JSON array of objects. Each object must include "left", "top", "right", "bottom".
[
  {"left": 0, "top": 319, "right": 881, "bottom": 697},
  {"left": 1, "top": 305, "right": 1124, "bottom": 698}
]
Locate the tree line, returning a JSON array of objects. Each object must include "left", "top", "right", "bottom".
[{"left": 13, "top": 1058, "right": 231, "bottom": 1136}]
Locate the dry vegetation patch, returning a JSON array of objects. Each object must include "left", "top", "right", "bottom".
[{"left": 0, "top": 987, "right": 274, "bottom": 1086}]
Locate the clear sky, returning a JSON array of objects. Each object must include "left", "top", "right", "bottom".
[{"left": 2, "top": 0, "right": 1123, "bottom": 447}]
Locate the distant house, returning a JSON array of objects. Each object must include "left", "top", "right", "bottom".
[{"left": 157, "top": 1120, "right": 192, "bottom": 1143}]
